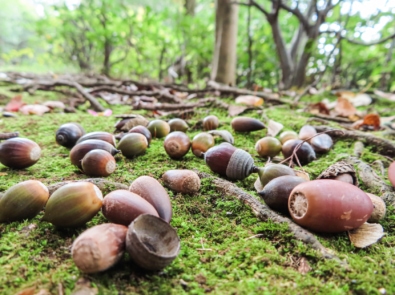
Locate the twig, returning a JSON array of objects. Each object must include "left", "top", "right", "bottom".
[
  {"left": 0, "top": 132, "right": 19, "bottom": 140},
  {"left": 245, "top": 234, "right": 265, "bottom": 240},
  {"left": 47, "top": 179, "right": 128, "bottom": 195}
]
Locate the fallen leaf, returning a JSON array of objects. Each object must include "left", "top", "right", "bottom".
[
  {"left": 254, "top": 176, "right": 263, "bottom": 192},
  {"left": 34, "top": 290, "right": 51, "bottom": 295},
  {"left": 348, "top": 223, "right": 384, "bottom": 248},
  {"left": 362, "top": 113, "right": 381, "bottom": 131},
  {"left": 335, "top": 90, "right": 355, "bottom": 100},
  {"left": 351, "top": 93, "right": 372, "bottom": 107},
  {"left": 307, "top": 102, "right": 330, "bottom": 115},
  {"left": 294, "top": 170, "right": 310, "bottom": 181},
  {"left": 15, "top": 287, "right": 35, "bottom": 295},
  {"left": 335, "top": 97, "right": 356, "bottom": 117},
  {"left": 374, "top": 89, "right": 395, "bottom": 101},
  {"left": 42, "top": 101, "right": 65, "bottom": 109},
  {"left": 228, "top": 105, "right": 249, "bottom": 117},
  {"left": 208, "top": 130, "right": 234, "bottom": 144},
  {"left": 0, "top": 172, "right": 8, "bottom": 176},
  {"left": 297, "top": 257, "right": 311, "bottom": 275},
  {"left": 235, "top": 95, "right": 263, "bottom": 106},
  {"left": 5, "top": 95, "right": 25, "bottom": 112},
  {"left": 87, "top": 109, "right": 112, "bottom": 117},
  {"left": 19, "top": 104, "right": 50, "bottom": 116},
  {"left": 267, "top": 119, "right": 283, "bottom": 137}
]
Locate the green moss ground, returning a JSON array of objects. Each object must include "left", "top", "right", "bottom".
[{"left": 1, "top": 87, "right": 395, "bottom": 295}]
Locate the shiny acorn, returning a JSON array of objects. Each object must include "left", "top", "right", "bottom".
[
  {"left": 0, "top": 137, "right": 41, "bottom": 169},
  {"left": 288, "top": 180, "right": 373, "bottom": 233},
  {"left": 282, "top": 139, "right": 316, "bottom": 165},
  {"left": 42, "top": 182, "right": 103, "bottom": 227},
  {"left": 310, "top": 134, "right": 333, "bottom": 153},
  {"left": 231, "top": 117, "right": 265, "bottom": 132},
  {"left": 255, "top": 137, "right": 282, "bottom": 158},
  {"left": 278, "top": 130, "right": 298, "bottom": 144},
  {"left": 257, "top": 163, "right": 296, "bottom": 188},
  {"left": 77, "top": 131, "right": 116, "bottom": 147},
  {"left": 203, "top": 115, "right": 219, "bottom": 131},
  {"left": 129, "top": 125, "right": 152, "bottom": 146},
  {"left": 126, "top": 214, "right": 180, "bottom": 270},
  {"left": 70, "top": 139, "right": 119, "bottom": 169},
  {"left": 164, "top": 131, "right": 191, "bottom": 159},
  {"left": 102, "top": 190, "right": 159, "bottom": 226},
  {"left": 72, "top": 223, "right": 127, "bottom": 273},
  {"left": 117, "top": 133, "right": 148, "bottom": 158},
  {"left": 162, "top": 170, "right": 201, "bottom": 194},
  {"left": 55, "top": 122, "right": 85, "bottom": 148},
  {"left": 299, "top": 125, "right": 317, "bottom": 141},
  {"left": 129, "top": 176, "right": 172, "bottom": 223},
  {"left": 191, "top": 132, "right": 215, "bottom": 158},
  {"left": 168, "top": 118, "right": 189, "bottom": 132},
  {"left": 204, "top": 143, "right": 256, "bottom": 180},
  {"left": 81, "top": 150, "right": 116, "bottom": 177},
  {"left": 147, "top": 119, "right": 170, "bottom": 138},
  {"left": 0, "top": 180, "right": 49, "bottom": 222}
]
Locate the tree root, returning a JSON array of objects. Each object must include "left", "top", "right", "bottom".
[
  {"left": 197, "top": 171, "right": 341, "bottom": 261},
  {"left": 0, "top": 132, "right": 19, "bottom": 140},
  {"left": 47, "top": 178, "right": 128, "bottom": 195}
]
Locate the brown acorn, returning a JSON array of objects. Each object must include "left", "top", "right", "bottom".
[
  {"left": 282, "top": 139, "right": 316, "bottom": 165},
  {"left": 72, "top": 223, "right": 127, "bottom": 273},
  {"left": 191, "top": 132, "right": 215, "bottom": 158},
  {"left": 70, "top": 139, "right": 120, "bottom": 169},
  {"left": 257, "top": 163, "right": 296, "bottom": 188},
  {"left": 81, "top": 150, "right": 116, "bottom": 177},
  {"left": 117, "top": 133, "right": 148, "bottom": 158},
  {"left": 278, "top": 130, "right": 298, "bottom": 144},
  {"left": 231, "top": 117, "right": 265, "bottom": 132},
  {"left": 288, "top": 180, "right": 373, "bottom": 233},
  {"left": 102, "top": 190, "right": 159, "bottom": 226},
  {"left": 310, "top": 134, "right": 333, "bottom": 153},
  {"left": 258, "top": 175, "right": 306, "bottom": 213},
  {"left": 299, "top": 125, "right": 317, "bottom": 141},
  {"left": 168, "top": 118, "right": 189, "bottom": 132},
  {"left": 388, "top": 161, "right": 395, "bottom": 187},
  {"left": 204, "top": 143, "right": 256, "bottom": 180},
  {"left": 55, "top": 122, "right": 85, "bottom": 148},
  {"left": 0, "top": 138, "right": 41, "bottom": 169},
  {"left": 129, "top": 176, "right": 172, "bottom": 223},
  {"left": 129, "top": 125, "right": 152, "bottom": 146},
  {"left": 255, "top": 137, "right": 282, "bottom": 158},
  {"left": 164, "top": 132, "right": 191, "bottom": 159},
  {"left": 366, "top": 193, "right": 386, "bottom": 223},
  {"left": 162, "top": 170, "right": 201, "bottom": 194},
  {"left": 203, "top": 115, "right": 219, "bottom": 131},
  {"left": 147, "top": 119, "right": 170, "bottom": 138},
  {"left": 77, "top": 131, "right": 116, "bottom": 147}
]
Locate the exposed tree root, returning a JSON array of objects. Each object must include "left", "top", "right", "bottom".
[
  {"left": 197, "top": 171, "right": 341, "bottom": 262},
  {"left": 47, "top": 178, "right": 128, "bottom": 195}
]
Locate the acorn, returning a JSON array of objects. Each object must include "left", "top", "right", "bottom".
[
  {"left": 0, "top": 180, "right": 49, "bottom": 222},
  {"left": 162, "top": 170, "right": 201, "bottom": 194},
  {"left": 257, "top": 163, "right": 296, "bottom": 188},
  {"left": 310, "top": 134, "right": 333, "bottom": 153},
  {"left": 231, "top": 117, "right": 265, "bottom": 132},
  {"left": 129, "top": 176, "right": 172, "bottom": 223},
  {"left": 129, "top": 125, "right": 152, "bottom": 146},
  {"left": 42, "top": 182, "right": 103, "bottom": 227},
  {"left": 55, "top": 122, "right": 85, "bottom": 148},
  {"left": 299, "top": 125, "right": 317, "bottom": 141},
  {"left": 168, "top": 118, "right": 189, "bottom": 132},
  {"left": 102, "top": 190, "right": 159, "bottom": 226},
  {"left": 72, "top": 223, "right": 128, "bottom": 273},
  {"left": 191, "top": 132, "right": 215, "bottom": 158},
  {"left": 278, "top": 130, "right": 298, "bottom": 144},
  {"left": 255, "top": 137, "right": 282, "bottom": 158},
  {"left": 203, "top": 115, "right": 219, "bottom": 131},
  {"left": 126, "top": 214, "right": 180, "bottom": 270},
  {"left": 0, "top": 137, "right": 41, "bottom": 169},
  {"left": 282, "top": 139, "right": 316, "bottom": 165},
  {"left": 366, "top": 193, "right": 386, "bottom": 223},
  {"left": 204, "top": 143, "right": 256, "bottom": 180},
  {"left": 258, "top": 176, "right": 306, "bottom": 213},
  {"left": 317, "top": 161, "right": 358, "bottom": 185},
  {"left": 147, "top": 119, "right": 170, "bottom": 138},
  {"left": 288, "top": 180, "right": 373, "bottom": 233},
  {"left": 76, "top": 131, "right": 116, "bottom": 147},
  {"left": 388, "top": 161, "right": 395, "bottom": 187},
  {"left": 164, "top": 132, "right": 191, "bottom": 159},
  {"left": 81, "top": 150, "right": 116, "bottom": 177},
  {"left": 70, "top": 139, "right": 119, "bottom": 169},
  {"left": 117, "top": 133, "right": 148, "bottom": 158}
]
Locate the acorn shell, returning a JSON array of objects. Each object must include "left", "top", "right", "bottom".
[
  {"left": 231, "top": 117, "right": 265, "bottom": 132},
  {"left": 299, "top": 125, "right": 317, "bottom": 141},
  {"left": 0, "top": 137, "right": 41, "bottom": 169},
  {"left": 288, "top": 180, "right": 373, "bottom": 233},
  {"left": 147, "top": 120, "right": 170, "bottom": 138},
  {"left": 164, "top": 132, "right": 191, "bottom": 159},
  {"left": 70, "top": 139, "right": 119, "bottom": 169},
  {"left": 278, "top": 131, "right": 298, "bottom": 144},
  {"left": 102, "top": 190, "right": 159, "bottom": 226},
  {"left": 310, "top": 134, "right": 333, "bottom": 153},
  {"left": 42, "top": 182, "right": 103, "bottom": 227},
  {"left": 129, "top": 125, "right": 152, "bottom": 146},
  {"left": 77, "top": 131, "right": 116, "bottom": 147},
  {"left": 72, "top": 223, "right": 127, "bottom": 273},
  {"left": 81, "top": 150, "right": 116, "bottom": 177},
  {"left": 282, "top": 139, "right": 316, "bottom": 165},
  {"left": 0, "top": 180, "right": 49, "bottom": 222},
  {"left": 366, "top": 193, "right": 386, "bottom": 223},
  {"left": 203, "top": 115, "right": 219, "bottom": 131},
  {"left": 168, "top": 118, "right": 189, "bottom": 132},
  {"left": 55, "top": 123, "right": 85, "bottom": 148},
  {"left": 126, "top": 214, "right": 180, "bottom": 270},
  {"left": 255, "top": 137, "right": 282, "bottom": 157},
  {"left": 129, "top": 176, "right": 172, "bottom": 223},
  {"left": 117, "top": 133, "right": 148, "bottom": 158},
  {"left": 162, "top": 170, "right": 201, "bottom": 194},
  {"left": 257, "top": 163, "right": 296, "bottom": 188},
  {"left": 191, "top": 132, "right": 215, "bottom": 158}
]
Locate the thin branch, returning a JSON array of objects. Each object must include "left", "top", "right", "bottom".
[
  {"left": 278, "top": 1, "right": 310, "bottom": 32},
  {"left": 344, "top": 31, "right": 395, "bottom": 46}
]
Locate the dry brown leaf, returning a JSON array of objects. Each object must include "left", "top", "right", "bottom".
[
  {"left": 208, "top": 130, "right": 234, "bottom": 144},
  {"left": 307, "top": 102, "right": 330, "bottom": 115},
  {"left": 335, "top": 97, "right": 357, "bottom": 117},
  {"left": 235, "top": 95, "right": 263, "bottom": 106},
  {"left": 35, "top": 290, "right": 51, "bottom": 295},
  {"left": 335, "top": 90, "right": 355, "bottom": 100},
  {"left": 15, "top": 287, "right": 35, "bottom": 295},
  {"left": 42, "top": 101, "right": 65, "bottom": 109},
  {"left": 228, "top": 105, "right": 249, "bottom": 117},
  {"left": 254, "top": 176, "right": 263, "bottom": 192},
  {"left": 348, "top": 223, "right": 384, "bottom": 248},
  {"left": 297, "top": 257, "right": 311, "bottom": 275},
  {"left": 267, "top": 119, "right": 284, "bottom": 137},
  {"left": 353, "top": 114, "right": 381, "bottom": 131},
  {"left": 294, "top": 170, "right": 310, "bottom": 181}
]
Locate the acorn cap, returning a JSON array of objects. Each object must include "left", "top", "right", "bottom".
[{"left": 316, "top": 161, "right": 358, "bottom": 186}]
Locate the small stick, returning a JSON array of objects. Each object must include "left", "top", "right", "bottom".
[{"left": 0, "top": 132, "right": 19, "bottom": 140}]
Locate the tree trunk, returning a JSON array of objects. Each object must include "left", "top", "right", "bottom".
[
  {"left": 184, "top": 0, "right": 196, "bottom": 16},
  {"left": 211, "top": 0, "right": 238, "bottom": 86},
  {"left": 380, "top": 37, "right": 395, "bottom": 90},
  {"left": 102, "top": 39, "right": 112, "bottom": 77}
]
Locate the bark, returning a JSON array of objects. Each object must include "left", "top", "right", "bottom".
[
  {"left": 211, "top": 0, "right": 239, "bottom": 86},
  {"left": 185, "top": 0, "right": 196, "bottom": 16},
  {"left": 380, "top": 37, "right": 395, "bottom": 90}
]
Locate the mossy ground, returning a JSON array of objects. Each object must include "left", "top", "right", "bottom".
[{"left": 1, "top": 85, "right": 395, "bottom": 295}]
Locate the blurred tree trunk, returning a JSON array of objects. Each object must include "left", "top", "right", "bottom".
[
  {"left": 185, "top": 0, "right": 196, "bottom": 16},
  {"left": 211, "top": 0, "right": 238, "bottom": 86},
  {"left": 380, "top": 37, "right": 395, "bottom": 90}
]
